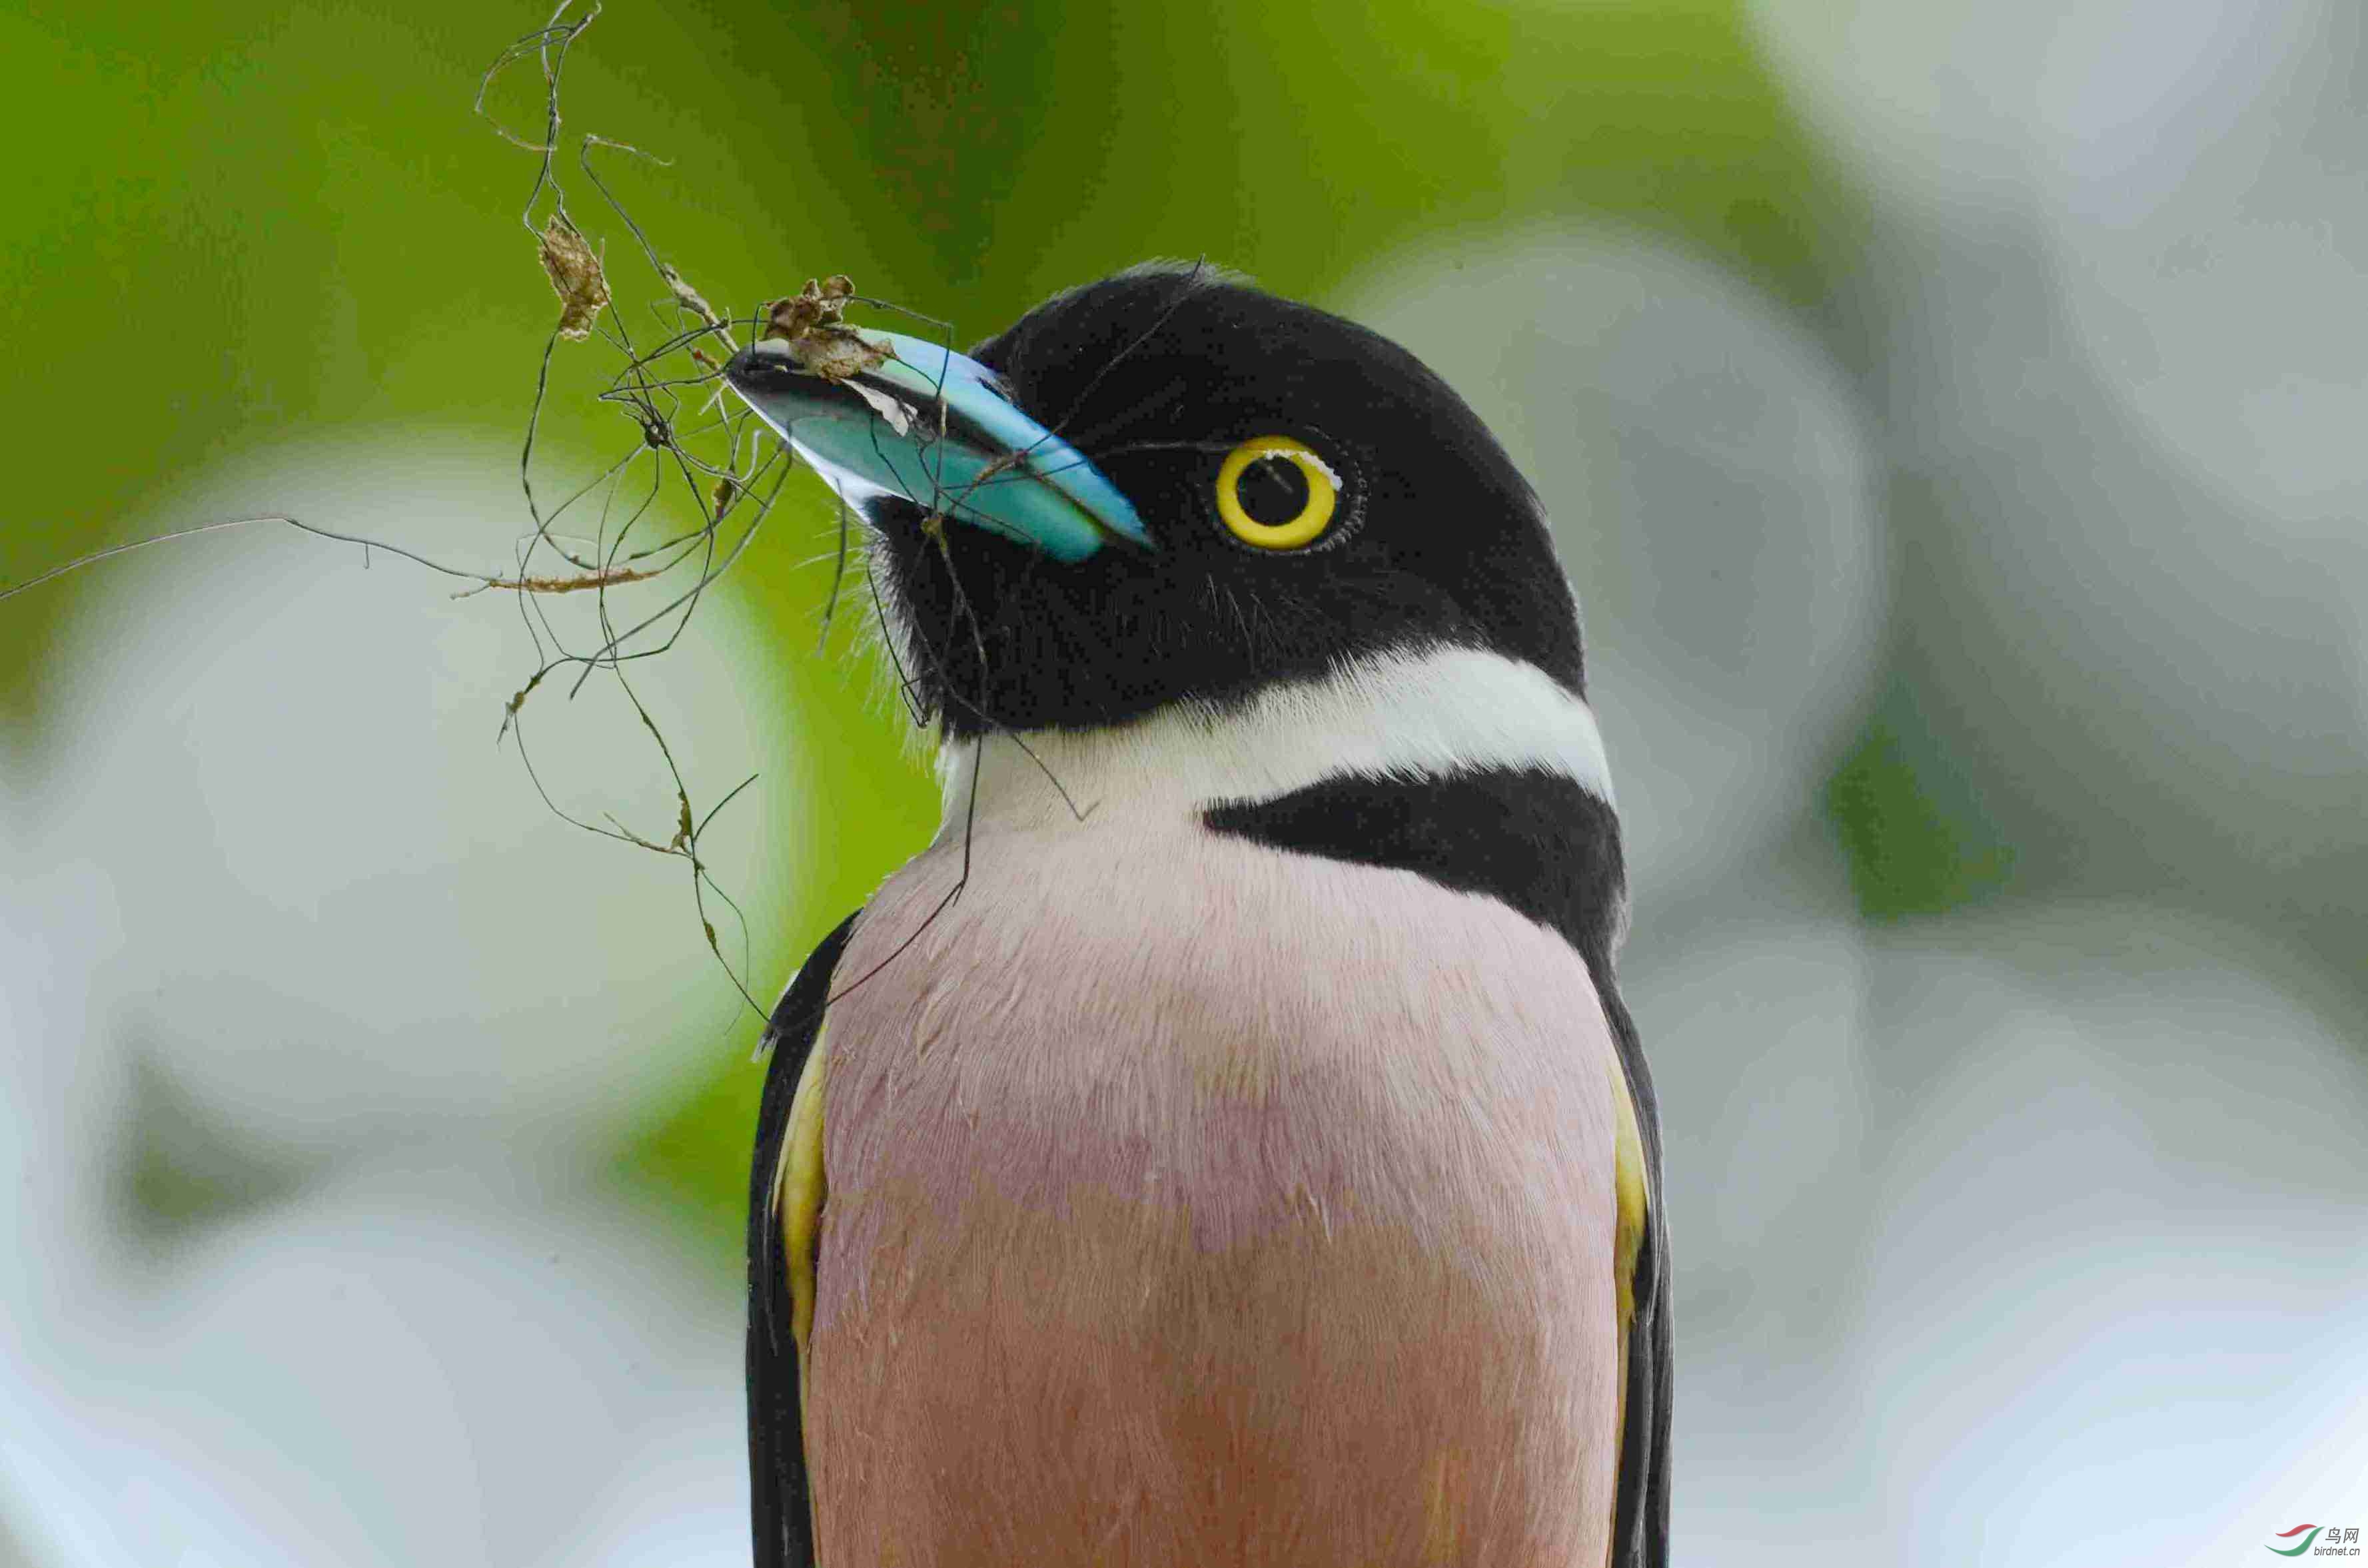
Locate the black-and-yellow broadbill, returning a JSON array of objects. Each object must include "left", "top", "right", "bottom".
[{"left": 724, "top": 262, "right": 1669, "bottom": 1568}]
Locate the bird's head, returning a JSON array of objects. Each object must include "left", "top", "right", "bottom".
[{"left": 724, "top": 262, "right": 1592, "bottom": 756}]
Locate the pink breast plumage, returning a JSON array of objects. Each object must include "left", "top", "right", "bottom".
[{"left": 798, "top": 821, "right": 1626, "bottom": 1568}]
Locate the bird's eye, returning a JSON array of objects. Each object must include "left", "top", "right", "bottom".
[{"left": 1214, "top": 436, "right": 1340, "bottom": 550}]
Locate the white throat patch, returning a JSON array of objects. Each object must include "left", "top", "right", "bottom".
[{"left": 935, "top": 644, "right": 1616, "bottom": 837}]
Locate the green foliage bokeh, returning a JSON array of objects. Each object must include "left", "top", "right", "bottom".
[{"left": 3, "top": 0, "right": 1939, "bottom": 1267}]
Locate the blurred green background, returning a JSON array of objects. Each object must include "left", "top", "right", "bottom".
[
  {"left": 7, "top": 2, "right": 2366, "bottom": 1565},
  {"left": 1, "top": 0, "right": 1872, "bottom": 1246}
]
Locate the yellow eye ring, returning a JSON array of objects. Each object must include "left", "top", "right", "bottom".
[{"left": 1214, "top": 436, "right": 1341, "bottom": 550}]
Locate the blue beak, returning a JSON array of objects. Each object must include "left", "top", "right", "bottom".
[{"left": 722, "top": 329, "right": 1151, "bottom": 564}]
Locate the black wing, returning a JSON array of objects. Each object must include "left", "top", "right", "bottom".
[
  {"left": 1604, "top": 985, "right": 1672, "bottom": 1568},
  {"left": 748, "top": 909, "right": 862, "bottom": 1568}
]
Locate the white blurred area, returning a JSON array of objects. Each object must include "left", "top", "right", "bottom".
[
  {"left": 1631, "top": 890, "right": 2368, "bottom": 1568},
  {"left": 7, "top": 5, "right": 2368, "bottom": 1553},
  {"left": 1, "top": 440, "right": 795, "bottom": 1566},
  {"left": 1755, "top": 0, "right": 2368, "bottom": 904}
]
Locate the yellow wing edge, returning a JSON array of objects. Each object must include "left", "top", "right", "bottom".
[
  {"left": 1607, "top": 1054, "right": 1651, "bottom": 1451},
  {"left": 774, "top": 1027, "right": 832, "bottom": 1383},
  {"left": 1608, "top": 1054, "right": 1650, "bottom": 1334}
]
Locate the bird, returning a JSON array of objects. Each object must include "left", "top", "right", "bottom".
[{"left": 723, "top": 260, "right": 1669, "bottom": 1568}]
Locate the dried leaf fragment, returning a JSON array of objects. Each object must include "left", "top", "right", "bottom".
[
  {"left": 763, "top": 274, "right": 855, "bottom": 338},
  {"left": 453, "top": 563, "right": 660, "bottom": 599},
  {"left": 662, "top": 264, "right": 729, "bottom": 334},
  {"left": 760, "top": 274, "right": 887, "bottom": 382},
  {"left": 537, "top": 213, "right": 611, "bottom": 340}
]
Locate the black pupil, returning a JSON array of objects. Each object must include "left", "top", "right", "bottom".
[{"left": 1235, "top": 454, "right": 1311, "bottom": 526}]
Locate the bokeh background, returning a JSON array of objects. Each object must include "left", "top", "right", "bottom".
[{"left": 5, "top": 1, "right": 2365, "bottom": 1563}]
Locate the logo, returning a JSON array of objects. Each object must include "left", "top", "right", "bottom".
[{"left": 2271, "top": 1525, "right": 2363, "bottom": 1558}]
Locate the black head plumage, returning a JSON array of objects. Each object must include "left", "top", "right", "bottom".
[{"left": 860, "top": 262, "right": 1585, "bottom": 737}]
